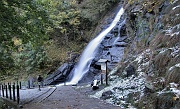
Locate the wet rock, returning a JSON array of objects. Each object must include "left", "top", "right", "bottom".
[
  {"left": 118, "top": 36, "right": 128, "bottom": 42},
  {"left": 106, "top": 18, "right": 114, "bottom": 24},
  {"left": 120, "top": 25, "right": 127, "bottom": 36},
  {"left": 70, "top": 53, "right": 80, "bottom": 63},
  {"left": 125, "top": 64, "right": 136, "bottom": 77},
  {"left": 130, "top": 5, "right": 142, "bottom": 13},
  {"left": 114, "top": 42, "right": 128, "bottom": 47},
  {"left": 91, "top": 62, "right": 101, "bottom": 70},
  {"left": 101, "top": 25, "right": 110, "bottom": 29},
  {"left": 78, "top": 69, "right": 99, "bottom": 83},
  {"left": 100, "top": 90, "right": 113, "bottom": 100},
  {"left": 112, "top": 26, "right": 119, "bottom": 33},
  {"left": 89, "top": 66, "right": 101, "bottom": 75},
  {"left": 44, "top": 63, "right": 75, "bottom": 85},
  {"left": 104, "top": 33, "right": 114, "bottom": 39}
]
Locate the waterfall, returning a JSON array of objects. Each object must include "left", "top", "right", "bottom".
[{"left": 68, "top": 7, "right": 124, "bottom": 85}]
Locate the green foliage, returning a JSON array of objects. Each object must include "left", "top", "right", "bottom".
[
  {"left": 0, "top": 0, "right": 84, "bottom": 77},
  {"left": 13, "top": 43, "right": 49, "bottom": 73},
  {"left": 0, "top": 0, "right": 51, "bottom": 75},
  {"left": 81, "top": 0, "right": 119, "bottom": 21},
  {"left": 0, "top": 0, "right": 120, "bottom": 79},
  {"left": 40, "top": 0, "right": 83, "bottom": 45}
]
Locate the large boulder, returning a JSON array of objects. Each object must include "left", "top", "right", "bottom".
[
  {"left": 125, "top": 64, "right": 136, "bottom": 77},
  {"left": 100, "top": 90, "right": 114, "bottom": 100},
  {"left": 44, "top": 63, "right": 74, "bottom": 85}
]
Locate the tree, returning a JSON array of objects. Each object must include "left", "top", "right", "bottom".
[
  {"left": 0, "top": 0, "right": 51, "bottom": 75},
  {"left": 0, "top": 0, "right": 82, "bottom": 77},
  {"left": 46, "top": 0, "right": 81, "bottom": 44}
]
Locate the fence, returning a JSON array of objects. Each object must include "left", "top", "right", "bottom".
[{"left": 0, "top": 82, "right": 21, "bottom": 104}]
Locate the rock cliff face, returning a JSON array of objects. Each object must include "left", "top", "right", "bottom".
[{"left": 91, "top": 0, "right": 180, "bottom": 108}]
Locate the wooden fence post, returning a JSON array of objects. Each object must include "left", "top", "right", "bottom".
[
  {"left": 8, "top": 83, "right": 12, "bottom": 100},
  {"left": 101, "top": 73, "right": 103, "bottom": 85},
  {"left": 17, "top": 83, "right": 20, "bottom": 104},
  {"left": 12, "top": 83, "right": 16, "bottom": 101},
  {"left": 1, "top": 84, "right": 4, "bottom": 97},
  {"left": 5, "top": 84, "right": 8, "bottom": 98}
]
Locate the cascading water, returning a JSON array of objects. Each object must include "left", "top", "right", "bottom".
[{"left": 68, "top": 7, "right": 124, "bottom": 85}]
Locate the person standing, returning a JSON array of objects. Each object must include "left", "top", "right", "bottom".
[{"left": 37, "top": 75, "right": 43, "bottom": 91}]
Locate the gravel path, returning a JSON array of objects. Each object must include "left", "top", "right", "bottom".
[{"left": 22, "top": 85, "right": 120, "bottom": 109}]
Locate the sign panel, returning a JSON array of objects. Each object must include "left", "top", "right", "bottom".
[{"left": 101, "top": 63, "right": 106, "bottom": 71}]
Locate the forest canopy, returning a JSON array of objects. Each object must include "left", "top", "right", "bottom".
[
  {"left": 0, "top": 0, "right": 80, "bottom": 79},
  {"left": 0, "top": 0, "right": 119, "bottom": 81}
]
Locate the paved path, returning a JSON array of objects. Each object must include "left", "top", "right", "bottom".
[
  {"left": 19, "top": 86, "right": 56, "bottom": 105},
  {"left": 22, "top": 85, "right": 120, "bottom": 109}
]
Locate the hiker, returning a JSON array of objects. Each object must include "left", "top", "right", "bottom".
[{"left": 37, "top": 75, "right": 43, "bottom": 91}]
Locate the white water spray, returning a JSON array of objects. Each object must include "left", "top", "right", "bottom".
[{"left": 68, "top": 8, "right": 124, "bottom": 84}]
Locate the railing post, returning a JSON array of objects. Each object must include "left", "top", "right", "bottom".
[
  {"left": 5, "top": 84, "right": 8, "bottom": 98},
  {"left": 17, "top": 83, "right": 20, "bottom": 104},
  {"left": 12, "top": 83, "right": 16, "bottom": 101},
  {"left": 0, "top": 84, "right": 1, "bottom": 97},
  {"left": 19, "top": 81, "right": 22, "bottom": 89},
  {"left": 2, "top": 84, "right": 4, "bottom": 97},
  {"left": 0, "top": 84, "right": 2, "bottom": 97},
  {"left": 101, "top": 73, "right": 103, "bottom": 85},
  {"left": 8, "top": 83, "right": 12, "bottom": 100}
]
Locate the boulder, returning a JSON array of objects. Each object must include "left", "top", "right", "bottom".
[
  {"left": 114, "top": 41, "right": 128, "bottom": 47},
  {"left": 44, "top": 63, "right": 75, "bottom": 85},
  {"left": 125, "top": 64, "right": 136, "bottom": 77},
  {"left": 100, "top": 90, "right": 113, "bottom": 100}
]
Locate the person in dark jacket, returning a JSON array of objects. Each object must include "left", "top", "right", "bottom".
[{"left": 37, "top": 75, "right": 43, "bottom": 91}]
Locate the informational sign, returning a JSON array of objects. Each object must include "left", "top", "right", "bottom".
[{"left": 101, "top": 63, "right": 106, "bottom": 71}]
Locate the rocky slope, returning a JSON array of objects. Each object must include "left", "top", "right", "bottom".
[{"left": 90, "top": 0, "right": 180, "bottom": 108}]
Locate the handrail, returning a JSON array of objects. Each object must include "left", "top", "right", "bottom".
[{"left": 0, "top": 82, "right": 21, "bottom": 104}]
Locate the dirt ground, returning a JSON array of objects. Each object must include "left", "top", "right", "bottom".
[{"left": 22, "top": 85, "right": 121, "bottom": 109}]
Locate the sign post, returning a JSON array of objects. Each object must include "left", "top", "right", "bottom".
[
  {"left": 105, "top": 61, "right": 108, "bottom": 85},
  {"left": 98, "top": 59, "right": 110, "bottom": 86}
]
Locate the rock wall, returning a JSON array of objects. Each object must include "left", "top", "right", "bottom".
[
  {"left": 109, "top": 0, "right": 180, "bottom": 108},
  {"left": 91, "top": 0, "right": 180, "bottom": 108}
]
